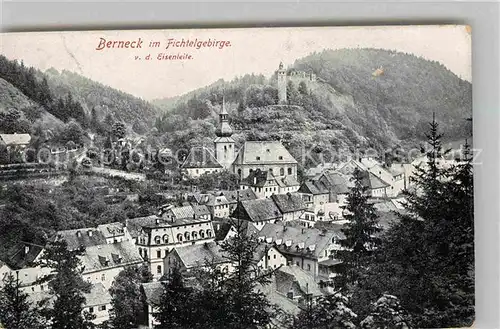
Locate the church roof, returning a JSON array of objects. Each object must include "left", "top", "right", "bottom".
[
  {"left": 240, "top": 169, "right": 276, "bottom": 187},
  {"left": 233, "top": 141, "right": 298, "bottom": 165},
  {"left": 181, "top": 147, "right": 223, "bottom": 169}
]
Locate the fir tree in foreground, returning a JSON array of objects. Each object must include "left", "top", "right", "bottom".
[
  {"left": 109, "top": 264, "right": 153, "bottom": 329},
  {"left": 39, "top": 240, "right": 95, "bottom": 329},
  {"left": 336, "top": 167, "right": 381, "bottom": 287},
  {"left": 0, "top": 273, "right": 45, "bottom": 329},
  {"left": 351, "top": 115, "right": 474, "bottom": 328}
]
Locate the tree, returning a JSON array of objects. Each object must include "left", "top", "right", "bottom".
[
  {"left": 112, "top": 122, "right": 126, "bottom": 140},
  {"left": 360, "top": 294, "right": 410, "bottom": 329},
  {"left": 0, "top": 272, "right": 44, "bottom": 329},
  {"left": 109, "top": 264, "right": 153, "bottom": 329},
  {"left": 298, "top": 81, "right": 308, "bottom": 95},
  {"left": 155, "top": 267, "right": 196, "bottom": 329},
  {"left": 337, "top": 168, "right": 381, "bottom": 287},
  {"left": 39, "top": 240, "right": 95, "bottom": 329},
  {"left": 290, "top": 293, "right": 357, "bottom": 329}
]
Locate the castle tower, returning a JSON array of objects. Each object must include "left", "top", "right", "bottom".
[
  {"left": 214, "top": 97, "right": 235, "bottom": 170},
  {"left": 277, "top": 62, "right": 287, "bottom": 104}
]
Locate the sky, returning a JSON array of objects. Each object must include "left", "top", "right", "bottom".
[{"left": 0, "top": 25, "right": 471, "bottom": 101}]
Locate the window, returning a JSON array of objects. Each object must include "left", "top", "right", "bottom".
[
  {"left": 273, "top": 254, "right": 276, "bottom": 259},
  {"left": 196, "top": 169, "right": 199, "bottom": 174},
  {"left": 296, "top": 261, "right": 300, "bottom": 266},
  {"left": 280, "top": 168, "right": 284, "bottom": 176},
  {"left": 256, "top": 156, "right": 261, "bottom": 160},
  {"left": 184, "top": 232, "right": 191, "bottom": 241},
  {"left": 154, "top": 236, "right": 161, "bottom": 244},
  {"left": 99, "top": 305, "right": 106, "bottom": 311},
  {"left": 101, "top": 274, "right": 106, "bottom": 282},
  {"left": 307, "top": 264, "right": 311, "bottom": 271},
  {"left": 157, "top": 250, "right": 161, "bottom": 258},
  {"left": 224, "top": 145, "right": 227, "bottom": 151},
  {"left": 157, "top": 265, "right": 162, "bottom": 274},
  {"left": 162, "top": 234, "right": 169, "bottom": 243},
  {"left": 279, "top": 156, "right": 283, "bottom": 160},
  {"left": 89, "top": 307, "right": 94, "bottom": 313},
  {"left": 177, "top": 233, "right": 183, "bottom": 242},
  {"left": 207, "top": 229, "right": 212, "bottom": 237},
  {"left": 288, "top": 168, "right": 292, "bottom": 175}
]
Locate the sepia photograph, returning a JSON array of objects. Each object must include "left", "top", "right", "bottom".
[{"left": 0, "top": 25, "right": 473, "bottom": 329}]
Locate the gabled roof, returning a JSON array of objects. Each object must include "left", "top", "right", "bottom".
[
  {"left": 233, "top": 141, "right": 298, "bottom": 165},
  {"left": 337, "top": 159, "right": 368, "bottom": 175},
  {"left": 126, "top": 215, "right": 160, "bottom": 238},
  {"left": 171, "top": 242, "right": 228, "bottom": 269},
  {"left": 221, "top": 189, "right": 257, "bottom": 202},
  {"left": 276, "top": 265, "right": 323, "bottom": 297},
  {"left": 319, "top": 172, "right": 351, "bottom": 194},
  {"left": 277, "top": 175, "right": 300, "bottom": 188},
  {"left": 13, "top": 266, "right": 52, "bottom": 287},
  {"left": 361, "top": 171, "right": 391, "bottom": 189},
  {"left": 142, "top": 281, "right": 164, "bottom": 306},
  {"left": 85, "top": 283, "right": 112, "bottom": 307},
  {"left": 271, "top": 193, "right": 307, "bottom": 213},
  {"left": 232, "top": 199, "right": 283, "bottom": 223},
  {"left": 181, "top": 147, "right": 223, "bottom": 169},
  {"left": 298, "top": 181, "right": 329, "bottom": 195},
  {"left": 54, "top": 228, "right": 107, "bottom": 251},
  {"left": 241, "top": 169, "right": 276, "bottom": 187},
  {"left": 258, "top": 223, "right": 343, "bottom": 259},
  {"left": 0, "top": 133, "right": 31, "bottom": 146},
  {"left": 6, "top": 242, "right": 45, "bottom": 269},
  {"left": 79, "top": 241, "right": 143, "bottom": 274},
  {"left": 96, "top": 222, "right": 126, "bottom": 239}
]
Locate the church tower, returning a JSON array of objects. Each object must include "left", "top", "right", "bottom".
[
  {"left": 277, "top": 61, "right": 287, "bottom": 104},
  {"left": 214, "top": 97, "right": 235, "bottom": 170}
]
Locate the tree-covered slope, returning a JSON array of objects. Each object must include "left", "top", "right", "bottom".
[{"left": 154, "top": 48, "right": 472, "bottom": 166}]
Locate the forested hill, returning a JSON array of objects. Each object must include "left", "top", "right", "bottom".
[
  {"left": 0, "top": 55, "right": 160, "bottom": 144},
  {"left": 154, "top": 48, "right": 472, "bottom": 164}
]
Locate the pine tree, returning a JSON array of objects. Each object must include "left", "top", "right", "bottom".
[
  {"left": 337, "top": 168, "right": 381, "bottom": 287},
  {"left": 109, "top": 264, "right": 153, "bottom": 329},
  {"left": 360, "top": 294, "right": 410, "bottom": 329},
  {"left": 40, "top": 240, "right": 95, "bottom": 329},
  {"left": 155, "top": 267, "right": 196, "bottom": 329},
  {"left": 0, "top": 272, "right": 44, "bottom": 329}
]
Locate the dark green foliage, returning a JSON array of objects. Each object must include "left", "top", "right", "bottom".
[
  {"left": 112, "top": 122, "right": 126, "bottom": 140},
  {"left": 351, "top": 117, "right": 474, "bottom": 328},
  {"left": 40, "top": 240, "right": 95, "bottom": 329},
  {"left": 109, "top": 265, "right": 153, "bottom": 329},
  {"left": 184, "top": 170, "right": 240, "bottom": 192},
  {"left": 336, "top": 168, "right": 381, "bottom": 287},
  {"left": 290, "top": 293, "right": 357, "bottom": 329},
  {"left": 0, "top": 273, "right": 45, "bottom": 329},
  {"left": 0, "top": 109, "right": 31, "bottom": 133}
]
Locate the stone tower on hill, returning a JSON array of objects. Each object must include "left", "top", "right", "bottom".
[
  {"left": 214, "top": 97, "right": 235, "bottom": 170},
  {"left": 277, "top": 61, "right": 287, "bottom": 104},
  {"left": 275, "top": 62, "right": 317, "bottom": 105}
]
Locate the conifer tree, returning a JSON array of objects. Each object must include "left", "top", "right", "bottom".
[
  {"left": 40, "top": 240, "right": 95, "bottom": 329},
  {"left": 0, "top": 272, "right": 44, "bottom": 329},
  {"left": 337, "top": 168, "right": 381, "bottom": 287},
  {"left": 360, "top": 294, "right": 410, "bottom": 329}
]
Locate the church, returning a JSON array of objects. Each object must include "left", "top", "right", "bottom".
[{"left": 181, "top": 99, "right": 300, "bottom": 195}]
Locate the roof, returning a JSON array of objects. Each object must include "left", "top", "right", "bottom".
[
  {"left": 13, "top": 266, "right": 52, "bottom": 287},
  {"left": 126, "top": 215, "right": 159, "bottom": 238},
  {"left": 318, "top": 258, "right": 342, "bottom": 266},
  {"left": 271, "top": 193, "right": 307, "bottom": 213},
  {"left": 241, "top": 169, "right": 276, "bottom": 187},
  {"left": 79, "top": 241, "right": 143, "bottom": 274},
  {"left": 337, "top": 159, "right": 368, "bottom": 175},
  {"left": 6, "top": 242, "right": 45, "bottom": 269},
  {"left": 361, "top": 171, "right": 391, "bottom": 190},
  {"left": 142, "top": 281, "right": 164, "bottom": 306},
  {"left": 181, "top": 147, "right": 223, "bottom": 169},
  {"left": 277, "top": 175, "right": 300, "bottom": 188},
  {"left": 0, "top": 133, "right": 31, "bottom": 146},
  {"left": 258, "top": 223, "right": 343, "bottom": 259},
  {"left": 232, "top": 199, "right": 283, "bottom": 223},
  {"left": 54, "top": 228, "right": 107, "bottom": 250},
  {"left": 276, "top": 265, "right": 323, "bottom": 297},
  {"left": 255, "top": 280, "right": 299, "bottom": 315},
  {"left": 171, "top": 242, "right": 228, "bottom": 269},
  {"left": 221, "top": 189, "right": 257, "bottom": 202},
  {"left": 298, "top": 181, "right": 329, "bottom": 195},
  {"left": 97, "top": 222, "right": 126, "bottom": 239},
  {"left": 233, "top": 141, "right": 298, "bottom": 165},
  {"left": 85, "top": 283, "right": 112, "bottom": 306},
  {"left": 319, "top": 172, "right": 351, "bottom": 194},
  {"left": 170, "top": 205, "right": 195, "bottom": 219}
]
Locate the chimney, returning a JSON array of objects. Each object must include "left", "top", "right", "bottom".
[
  {"left": 24, "top": 245, "right": 30, "bottom": 255},
  {"left": 76, "top": 231, "right": 82, "bottom": 238},
  {"left": 88, "top": 230, "right": 93, "bottom": 237},
  {"left": 254, "top": 176, "right": 257, "bottom": 185}
]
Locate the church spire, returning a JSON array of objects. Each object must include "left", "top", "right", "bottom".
[{"left": 215, "top": 96, "right": 233, "bottom": 137}]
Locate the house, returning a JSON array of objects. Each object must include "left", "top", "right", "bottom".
[
  {"left": 0, "top": 260, "right": 12, "bottom": 282},
  {"left": 54, "top": 228, "right": 108, "bottom": 251},
  {"left": 142, "top": 281, "right": 163, "bottom": 328},
  {"left": 83, "top": 283, "right": 112, "bottom": 325},
  {"left": 298, "top": 180, "right": 330, "bottom": 208},
  {"left": 80, "top": 240, "right": 144, "bottom": 289},
  {"left": 360, "top": 171, "right": 391, "bottom": 198},
  {"left": 163, "top": 241, "right": 233, "bottom": 276},
  {"left": 233, "top": 141, "right": 298, "bottom": 180},
  {"left": 258, "top": 223, "right": 344, "bottom": 282},
  {"left": 219, "top": 188, "right": 258, "bottom": 213},
  {"left": 271, "top": 193, "right": 307, "bottom": 222},
  {"left": 0, "top": 266, "right": 52, "bottom": 294},
  {"left": 96, "top": 222, "right": 132, "bottom": 244},
  {"left": 240, "top": 169, "right": 300, "bottom": 199},
  {"left": 0, "top": 133, "right": 31, "bottom": 148},
  {"left": 299, "top": 172, "right": 351, "bottom": 208},
  {"left": 198, "top": 194, "right": 232, "bottom": 218},
  {"left": 180, "top": 147, "right": 223, "bottom": 179},
  {"left": 231, "top": 198, "right": 283, "bottom": 231},
  {"left": 336, "top": 159, "right": 368, "bottom": 176},
  {"left": 254, "top": 243, "right": 287, "bottom": 271},
  {"left": 131, "top": 207, "right": 215, "bottom": 279},
  {"left": 368, "top": 164, "right": 406, "bottom": 197},
  {"left": 6, "top": 242, "right": 45, "bottom": 269},
  {"left": 275, "top": 265, "right": 324, "bottom": 303}
]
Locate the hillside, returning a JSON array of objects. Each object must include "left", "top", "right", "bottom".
[
  {"left": 43, "top": 68, "right": 160, "bottom": 131},
  {"left": 155, "top": 48, "right": 472, "bottom": 167}
]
